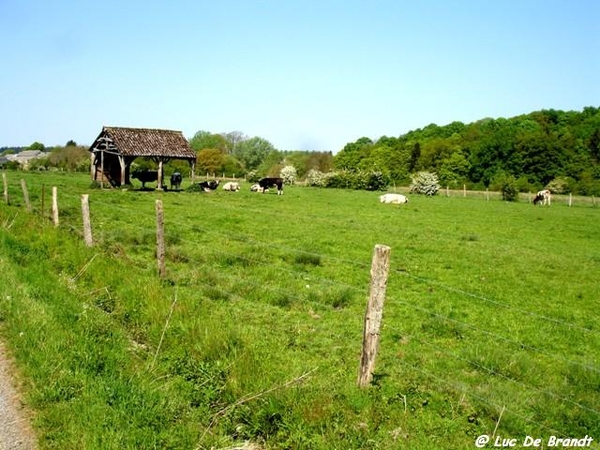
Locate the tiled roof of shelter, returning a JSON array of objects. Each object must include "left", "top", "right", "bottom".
[{"left": 89, "top": 126, "right": 196, "bottom": 160}]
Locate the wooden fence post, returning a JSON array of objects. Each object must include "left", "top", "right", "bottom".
[
  {"left": 2, "top": 172, "right": 8, "bottom": 205},
  {"left": 51, "top": 186, "right": 59, "bottom": 227},
  {"left": 81, "top": 194, "right": 93, "bottom": 247},
  {"left": 21, "top": 179, "right": 31, "bottom": 212},
  {"left": 568, "top": 193, "right": 572, "bottom": 207},
  {"left": 156, "top": 199, "right": 166, "bottom": 278},
  {"left": 358, "top": 244, "right": 391, "bottom": 388},
  {"left": 41, "top": 184, "right": 45, "bottom": 217},
  {"left": 486, "top": 188, "right": 489, "bottom": 201},
  {"left": 463, "top": 184, "right": 466, "bottom": 197}
]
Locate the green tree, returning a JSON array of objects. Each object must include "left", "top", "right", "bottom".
[
  {"left": 439, "top": 151, "right": 470, "bottom": 187},
  {"left": 221, "top": 154, "right": 246, "bottom": 177},
  {"left": 189, "top": 131, "right": 228, "bottom": 153},
  {"left": 306, "top": 151, "right": 333, "bottom": 173},
  {"left": 196, "top": 148, "right": 225, "bottom": 175},
  {"left": 589, "top": 128, "right": 600, "bottom": 163},
  {"left": 333, "top": 137, "right": 373, "bottom": 170},
  {"left": 409, "top": 142, "right": 421, "bottom": 172},
  {"left": 222, "top": 131, "right": 246, "bottom": 154},
  {"left": 28, "top": 141, "right": 45, "bottom": 151},
  {"left": 233, "top": 136, "right": 276, "bottom": 170},
  {"left": 47, "top": 146, "right": 89, "bottom": 171}
]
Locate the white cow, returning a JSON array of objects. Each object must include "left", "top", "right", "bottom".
[
  {"left": 250, "top": 183, "right": 267, "bottom": 193},
  {"left": 222, "top": 181, "right": 240, "bottom": 192},
  {"left": 379, "top": 193, "right": 409, "bottom": 204}
]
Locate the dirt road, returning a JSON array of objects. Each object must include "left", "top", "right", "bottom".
[{"left": 0, "top": 342, "right": 37, "bottom": 450}]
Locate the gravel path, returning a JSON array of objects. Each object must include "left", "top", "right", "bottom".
[{"left": 0, "top": 341, "right": 37, "bottom": 450}]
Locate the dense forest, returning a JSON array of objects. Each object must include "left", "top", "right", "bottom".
[
  {"left": 2, "top": 107, "right": 599, "bottom": 195},
  {"left": 334, "top": 107, "right": 600, "bottom": 195}
]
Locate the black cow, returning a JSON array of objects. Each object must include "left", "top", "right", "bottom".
[
  {"left": 197, "top": 180, "right": 220, "bottom": 192},
  {"left": 131, "top": 169, "right": 158, "bottom": 189},
  {"left": 258, "top": 177, "right": 284, "bottom": 195},
  {"left": 170, "top": 172, "right": 182, "bottom": 190}
]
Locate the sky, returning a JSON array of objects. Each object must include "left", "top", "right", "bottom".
[{"left": 0, "top": 0, "right": 598, "bottom": 152}]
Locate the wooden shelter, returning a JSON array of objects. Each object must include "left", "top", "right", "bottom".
[{"left": 88, "top": 126, "right": 196, "bottom": 188}]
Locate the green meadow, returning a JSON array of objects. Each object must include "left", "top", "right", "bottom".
[{"left": 0, "top": 171, "right": 599, "bottom": 449}]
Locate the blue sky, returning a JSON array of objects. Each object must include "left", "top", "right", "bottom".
[{"left": 1, "top": 0, "right": 598, "bottom": 152}]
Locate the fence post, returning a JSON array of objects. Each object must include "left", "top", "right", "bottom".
[
  {"left": 486, "top": 188, "right": 489, "bottom": 201},
  {"left": 568, "top": 193, "right": 572, "bottom": 207},
  {"left": 358, "top": 244, "right": 391, "bottom": 388},
  {"left": 81, "top": 194, "right": 93, "bottom": 247},
  {"left": 156, "top": 199, "right": 166, "bottom": 279},
  {"left": 21, "top": 179, "right": 32, "bottom": 212},
  {"left": 2, "top": 173, "right": 8, "bottom": 205},
  {"left": 463, "top": 185, "right": 466, "bottom": 197},
  {"left": 446, "top": 186, "right": 449, "bottom": 197},
  {"left": 52, "top": 186, "right": 59, "bottom": 227}
]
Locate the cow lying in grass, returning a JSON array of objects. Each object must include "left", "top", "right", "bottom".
[
  {"left": 379, "top": 193, "right": 409, "bottom": 204},
  {"left": 222, "top": 181, "right": 240, "bottom": 191},
  {"left": 170, "top": 172, "right": 182, "bottom": 190},
  {"left": 197, "top": 180, "right": 220, "bottom": 192},
  {"left": 250, "top": 183, "right": 265, "bottom": 192},
  {"left": 132, "top": 169, "right": 158, "bottom": 189},
  {"left": 533, "top": 189, "right": 551, "bottom": 206},
  {"left": 258, "top": 177, "right": 284, "bottom": 195}
]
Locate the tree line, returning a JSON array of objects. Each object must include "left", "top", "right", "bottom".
[
  {"left": 2, "top": 106, "right": 599, "bottom": 195},
  {"left": 334, "top": 107, "right": 600, "bottom": 195}
]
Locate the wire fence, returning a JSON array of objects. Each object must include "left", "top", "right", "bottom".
[
  {"left": 2, "top": 174, "right": 600, "bottom": 439},
  {"left": 433, "top": 185, "right": 598, "bottom": 207}
]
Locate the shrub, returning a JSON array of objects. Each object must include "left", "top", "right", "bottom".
[
  {"left": 280, "top": 165, "right": 297, "bottom": 185},
  {"left": 410, "top": 171, "right": 440, "bottom": 196},
  {"left": 364, "top": 171, "right": 389, "bottom": 191},
  {"left": 306, "top": 169, "right": 326, "bottom": 187},
  {"left": 546, "top": 177, "right": 572, "bottom": 194},
  {"left": 515, "top": 176, "right": 535, "bottom": 193},
  {"left": 323, "top": 170, "right": 356, "bottom": 189},
  {"left": 318, "top": 170, "right": 388, "bottom": 190},
  {"left": 500, "top": 176, "right": 519, "bottom": 201}
]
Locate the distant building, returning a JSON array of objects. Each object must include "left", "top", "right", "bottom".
[{"left": 5, "top": 150, "right": 46, "bottom": 168}]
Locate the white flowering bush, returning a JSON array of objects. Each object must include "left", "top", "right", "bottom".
[
  {"left": 306, "top": 169, "right": 326, "bottom": 186},
  {"left": 280, "top": 165, "right": 297, "bottom": 185},
  {"left": 546, "top": 177, "right": 571, "bottom": 194},
  {"left": 410, "top": 171, "right": 440, "bottom": 196}
]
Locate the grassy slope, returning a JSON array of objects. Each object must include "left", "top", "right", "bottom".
[{"left": 0, "top": 171, "right": 599, "bottom": 449}]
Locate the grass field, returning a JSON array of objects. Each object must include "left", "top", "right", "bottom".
[{"left": 1, "top": 171, "right": 599, "bottom": 449}]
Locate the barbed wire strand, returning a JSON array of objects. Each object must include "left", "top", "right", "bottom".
[
  {"left": 180, "top": 242, "right": 600, "bottom": 375},
  {"left": 383, "top": 323, "right": 600, "bottom": 416}
]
